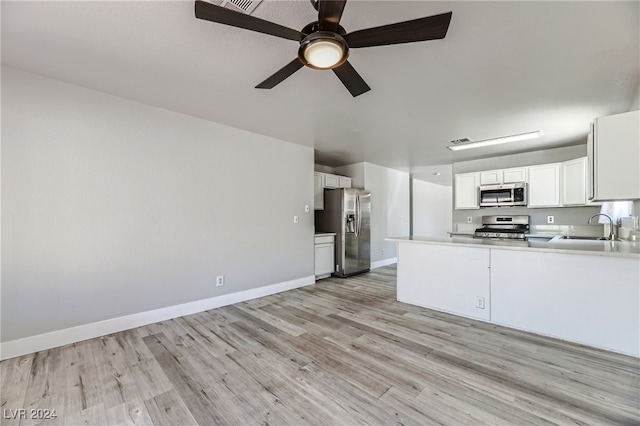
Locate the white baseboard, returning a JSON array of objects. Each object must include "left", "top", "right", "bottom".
[
  {"left": 371, "top": 257, "right": 397, "bottom": 269},
  {"left": 0, "top": 275, "right": 315, "bottom": 361}
]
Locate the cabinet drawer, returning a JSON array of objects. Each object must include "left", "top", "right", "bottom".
[{"left": 315, "top": 235, "right": 335, "bottom": 245}]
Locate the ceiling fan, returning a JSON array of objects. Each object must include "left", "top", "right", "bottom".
[{"left": 194, "top": 0, "right": 452, "bottom": 97}]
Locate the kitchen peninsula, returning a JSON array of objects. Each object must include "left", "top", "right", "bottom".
[{"left": 387, "top": 236, "right": 640, "bottom": 357}]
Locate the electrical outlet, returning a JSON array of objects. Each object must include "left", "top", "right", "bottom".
[
  {"left": 304, "top": 205, "right": 310, "bottom": 213},
  {"left": 476, "top": 297, "right": 485, "bottom": 309},
  {"left": 547, "top": 216, "right": 555, "bottom": 224},
  {"left": 216, "top": 275, "right": 224, "bottom": 287},
  {"left": 467, "top": 217, "right": 473, "bottom": 223},
  {"left": 293, "top": 215, "right": 299, "bottom": 224}
]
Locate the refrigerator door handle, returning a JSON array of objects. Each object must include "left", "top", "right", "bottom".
[{"left": 356, "top": 192, "right": 361, "bottom": 237}]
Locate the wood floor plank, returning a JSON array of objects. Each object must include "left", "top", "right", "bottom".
[
  {"left": 143, "top": 390, "right": 197, "bottom": 425},
  {"left": 0, "top": 354, "right": 33, "bottom": 426},
  {"left": 2, "top": 265, "right": 638, "bottom": 425},
  {"left": 105, "top": 399, "right": 154, "bottom": 426}
]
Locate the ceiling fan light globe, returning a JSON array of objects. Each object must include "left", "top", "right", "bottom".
[{"left": 304, "top": 40, "right": 344, "bottom": 69}]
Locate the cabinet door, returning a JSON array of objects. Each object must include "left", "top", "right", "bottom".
[
  {"left": 480, "top": 170, "right": 502, "bottom": 185},
  {"left": 528, "top": 163, "right": 561, "bottom": 207},
  {"left": 314, "top": 172, "right": 324, "bottom": 210},
  {"left": 503, "top": 167, "right": 528, "bottom": 183},
  {"left": 592, "top": 110, "right": 640, "bottom": 201},
  {"left": 454, "top": 173, "right": 480, "bottom": 209},
  {"left": 314, "top": 243, "right": 334, "bottom": 277},
  {"left": 324, "top": 174, "right": 339, "bottom": 188},
  {"left": 339, "top": 177, "right": 351, "bottom": 188},
  {"left": 562, "top": 157, "right": 587, "bottom": 206}
]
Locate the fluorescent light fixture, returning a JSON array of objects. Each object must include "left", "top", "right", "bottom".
[{"left": 447, "top": 130, "right": 542, "bottom": 151}]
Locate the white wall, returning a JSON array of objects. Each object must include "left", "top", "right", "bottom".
[
  {"left": 1, "top": 67, "right": 315, "bottom": 343},
  {"left": 412, "top": 179, "right": 453, "bottom": 237},
  {"left": 334, "top": 162, "right": 410, "bottom": 265}
]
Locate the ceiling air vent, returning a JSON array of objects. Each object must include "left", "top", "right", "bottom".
[
  {"left": 449, "top": 138, "right": 473, "bottom": 145},
  {"left": 209, "top": 0, "right": 263, "bottom": 14}
]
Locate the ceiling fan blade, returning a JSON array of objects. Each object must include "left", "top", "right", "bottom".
[
  {"left": 195, "top": 0, "right": 305, "bottom": 42},
  {"left": 344, "top": 11, "right": 452, "bottom": 48},
  {"left": 332, "top": 61, "right": 370, "bottom": 97},
  {"left": 255, "top": 58, "right": 304, "bottom": 89},
  {"left": 318, "top": 0, "right": 347, "bottom": 32}
]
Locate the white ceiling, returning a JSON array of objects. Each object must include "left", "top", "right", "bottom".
[{"left": 2, "top": 1, "right": 638, "bottom": 183}]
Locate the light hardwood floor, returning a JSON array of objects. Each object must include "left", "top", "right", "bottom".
[{"left": 2, "top": 266, "right": 639, "bottom": 425}]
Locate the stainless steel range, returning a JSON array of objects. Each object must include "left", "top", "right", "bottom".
[{"left": 473, "top": 215, "right": 530, "bottom": 240}]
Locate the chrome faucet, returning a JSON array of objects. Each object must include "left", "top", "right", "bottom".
[{"left": 588, "top": 213, "right": 615, "bottom": 240}]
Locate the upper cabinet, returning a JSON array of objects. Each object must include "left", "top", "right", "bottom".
[
  {"left": 455, "top": 172, "right": 480, "bottom": 209},
  {"left": 324, "top": 174, "right": 339, "bottom": 188},
  {"left": 502, "top": 167, "right": 528, "bottom": 183},
  {"left": 479, "top": 170, "right": 502, "bottom": 185},
  {"left": 589, "top": 110, "right": 640, "bottom": 201},
  {"left": 562, "top": 157, "right": 587, "bottom": 206},
  {"left": 478, "top": 167, "right": 527, "bottom": 185},
  {"left": 314, "top": 172, "right": 352, "bottom": 210},
  {"left": 339, "top": 176, "right": 352, "bottom": 188},
  {"left": 528, "top": 163, "right": 561, "bottom": 208},
  {"left": 314, "top": 172, "right": 324, "bottom": 210}
]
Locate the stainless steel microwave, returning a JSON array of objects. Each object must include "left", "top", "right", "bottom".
[{"left": 479, "top": 183, "right": 527, "bottom": 207}]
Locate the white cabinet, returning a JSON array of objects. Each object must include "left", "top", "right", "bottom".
[
  {"left": 315, "top": 172, "right": 352, "bottom": 210},
  {"left": 454, "top": 172, "right": 479, "bottom": 210},
  {"left": 314, "top": 234, "right": 335, "bottom": 279},
  {"left": 324, "top": 174, "right": 339, "bottom": 188},
  {"left": 339, "top": 176, "right": 352, "bottom": 188},
  {"left": 528, "top": 163, "right": 561, "bottom": 207},
  {"left": 479, "top": 167, "right": 527, "bottom": 185},
  {"left": 479, "top": 170, "right": 502, "bottom": 185},
  {"left": 502, "top": 167, "right": 527, "bottom": 183},
  {"left": 314, "top": 172, "right": 324, "bottom": 210},
  {"left": 562, "top": 157, "right": 587, "bottom": 206},
  {"left": 397, "top": 243, "right": 490, "bottom": 321},
  {"left": 589, "top": 110, "right": 640, "bottom": 201}
]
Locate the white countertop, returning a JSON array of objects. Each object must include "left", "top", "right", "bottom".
[{"left": 387, "top": 236, "right": 640, "bottom": 258}]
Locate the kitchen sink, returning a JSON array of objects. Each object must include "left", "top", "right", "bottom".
[
  {"left": 550, "top": 235, "right": 622, "bottom": 244},
  {"left": 556, "top": 235, "right": 610, "bottom": 241}
]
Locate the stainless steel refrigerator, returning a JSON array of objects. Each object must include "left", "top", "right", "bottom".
[{"left": 316, "top": 188, "right": 371, "bottom": 277}]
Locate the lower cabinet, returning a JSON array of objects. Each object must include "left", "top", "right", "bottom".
[
  {"left": 397, "top": 243, "right": 490, "bottom": 320},
  {"left": 314, "top": 234, "right": 335, "bottom": 279}
]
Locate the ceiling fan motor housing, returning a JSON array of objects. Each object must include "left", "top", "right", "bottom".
[{"left": 298, "top": 31, "right": 350, "bottom": 70}]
